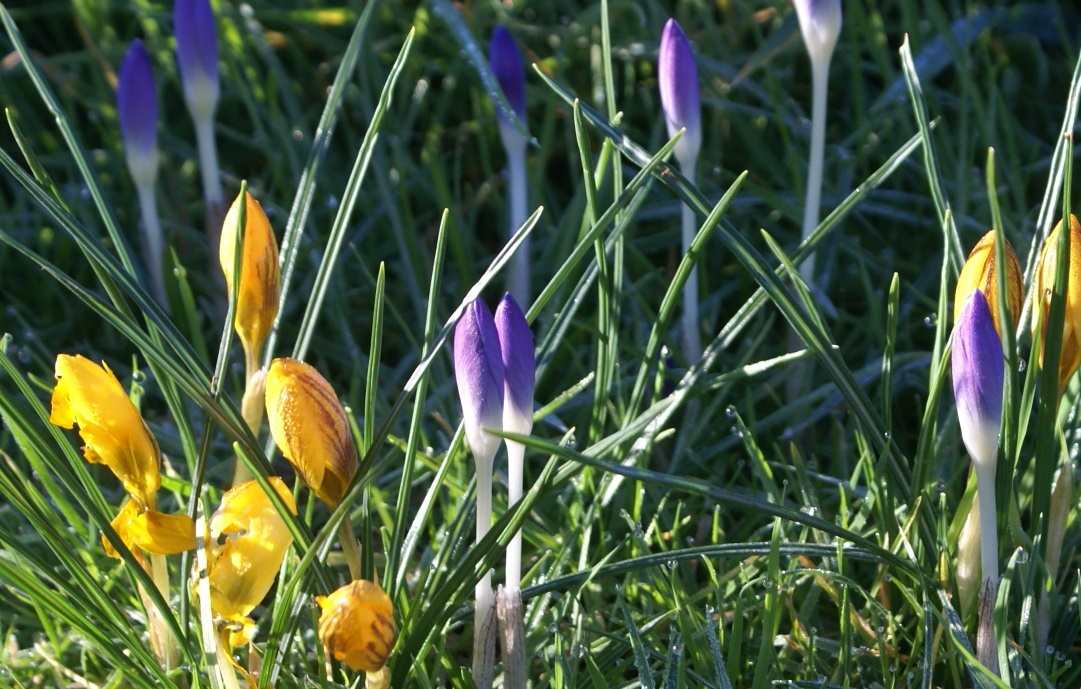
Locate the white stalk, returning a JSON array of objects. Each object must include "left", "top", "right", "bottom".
[
  {"left": 799, "top": 55, "right": 831, "bottom": 284},
  {"left": 135, "top": 179, "right": 166, "bottom": 306},
  {"left": 505, "top": 439, "right": 526, "bottom": 592},
  {"left": 678, "top": 154, "right": 700, "bottom": 361},
  {"left": 194, "top": 114, "right": 225, "bottom": 237},
  {"left": 504, "top": 129, "right": 530, "bottom": 307},
  {"left": 973, "top": 457, "right": 999, "bottom": 675},
  {"left": 473, "top": 451, "right": 497, "bottom": 689}
]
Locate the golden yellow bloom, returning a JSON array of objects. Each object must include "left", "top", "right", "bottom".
[
  {"left": 1032, "top": 215, "right": 1081, "bottom": 395},
  {"left": 953, "top": 229, "right": 1022, "bottom": 338},
  {"left": 103, "top": 498, "right": 196, "bottom": 559},
  {"left": 207, "top": 477, "right": 297, "bottom": 647},
  {"left": 264, "top": 358, "right": 357, "bottom": 508},
  {"left": 316, "top": 579, "right": 396, "bottom": 672},
  {"left": 220, "top": 190, "right": 280, "bottom": 374},
  {"left": 50, "top": 354, "right": 161, "bottom": 509}
]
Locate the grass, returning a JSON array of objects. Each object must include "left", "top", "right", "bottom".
[{"left": 0, "top": 0, "right": 1080, "bottom": 687}]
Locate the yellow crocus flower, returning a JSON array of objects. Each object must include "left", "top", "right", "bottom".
[
  {"left": 220, "top": 190, "right": 280, "bottom": 375},
  {"left": 1032, "top": 215, "right": 1081, "bottom": 395},
  {"left": 264, "top": 358, "right": 357, "bottom": 508},
  {"left": 207, "top": 477, "right": 297, "bottom": 647},
  {"left": 953, "top": 229, "right": 1022, "bottom": 339},
  {"left": 103, "top": 498, "right": 196, "bottom": 559},
  {"left": 50, "top": 354, "right": 161, "bottom": 509},
  {"left": 316, "top": 579, "right": 396, "bottom": 672}
]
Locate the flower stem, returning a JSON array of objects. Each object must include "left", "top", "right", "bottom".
[
  {"left": 973, "top": 459, "right": 999, "bottom": 675},
  {"left": 338, "top": 518, "right": 363, "bottom": 581},
  {"left": 678, "top": 155, "right": 700, "bottom": 362},
  {"left": 135, "top": 179, "right": 166, "bottom": 307},
  {"left": 505, "top": 439, "right": 525, "bottom": 591},
  {"left": 473, "top": 453, "right": 496, "bottom": 689},
  {"left": 194, "top": 114, "right": 225, "bottom": 244},
  {"left": 799, "top": 56, "right": 832, "bottom": 284},
  {"left": 506, "top": 140, "right": 529, "bottom": 307},
  {"left": 148, "top": 553, "right": 177, "bottom": 670}
]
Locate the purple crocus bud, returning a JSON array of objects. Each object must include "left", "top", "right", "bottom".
[
  {"left": 174, "top": 0, "right": 219, "bottom": 121},
  {"left": 494, "top": 293, "right": 534, "bottom": 436},
  {"left": 117, "top": 40, "right": 159, "bottom": 187},
  {"left": 658, "top": 19, "right": 701, "bottom": 166},
  {"left": 793, "top": 0, "right": 842, "bottom": 66},
  {"left": 489, "top": 25, "right": 527, "bottom": 130},
  {"left": 454, "top": 298, "right": 506, "bottom": 462},
  {"left": 952, "top": 291, "right": 1004, "bottom": 469}
]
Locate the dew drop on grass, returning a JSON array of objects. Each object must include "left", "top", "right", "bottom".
[
  {"left": 666, "top": 560, "right": 677, "bottom": 570},
  {"left": 730, "top": 425, "right": 744, "bottom": 438},
  {"left": 799, "top": 505, "right": 816, "bottom": 516},
  {"left": 131, "top": 370, "right": 147, "bottom": 384},
  {"left": 1046, "top": 645, "right": 1055, "bottom": 655},
  {"left": 725, "top": 405, "right": 737, "bottom": 418},
  {"left": 1057, "top": 651, "right": 1067, "bottom": 662},
  {"left": 1016, "top": 549, "right": 1028, "bottom": 564},
  {"left": 292, "top": 128, "right": 304, "bottom": 142},
  {"left": 923, "top": 314, "right": 937, "bottom": 328},
  {"left": 883, "top": 432, "right": 892, "bottom": 441},
  {"left": 1018, "top": 358, "right": 1027, "bottom": 372},
  {"left": 572, "top": 643, "right": 584, "bottom": 658}
]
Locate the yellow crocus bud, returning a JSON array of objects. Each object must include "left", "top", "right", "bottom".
[
  {"left": 953, "top": 229, "right": 1022, "bottom": 338},
  {"left": 220, "top": 190, "right": 280, "bottom": 375},
  {"left": 264, "top": 358, "right": 358, "bottom": 508},
  {"left": 316, "top": 579, "right": 397, "bottom": 672},
  {"left": 207, "top": 477, "right": 297, "bottom": 647},
  {"left": 50, "top": 354, "right": 161, "bottom": 510},
  {"left": 1032, "top": 215, "right": 1081, "bottom": 395}
]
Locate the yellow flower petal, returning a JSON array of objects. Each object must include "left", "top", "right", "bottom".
[
  {"left": 317, "top": 579, "right": 396, "bottom": 672},
  {"left": 264, "top": 358, "right": 357, "bottom": 508},
  {"left": 50, "top": 355, "right": 160, "bottom": 508},
  {"left": 953, "top": 229, "right": 1022, "bottom": 338},
  {"left": 220, "top": 191, "right": 280, "bottom": 372},
  {"left": 102, "top": 498, "right": 142, "bottom": 559},
  {"left": 1032, "top": 215, "right": 1081, "bottom": 395},
  {"left": 207, "top": 478, "right": 296, "bottom": 640},
  {"left": 130, "top": 509, "right": 196, "bottom": 555}
]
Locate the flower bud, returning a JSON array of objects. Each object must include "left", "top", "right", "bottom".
[
  {"left": 793, "top": 0, "right": 842, "bottom": 67},
  {"left": 453, "top": 299, "right": 505, "bottom": 464},
  {"left": 220, "top": 191, "right": 280, "bottom": 373},
  {"left": 494, "top": 293, "right": 534, "bottom": 436},
  {"left": 953, "top": 230, "right": 1022, "bottom": 338},
  {"left": 1032, "top": 215, "right": 1081, "bottom": 395},
  {"left": 117, "top": 40, "right": 159, "bottom": 188},
  {"left": 316, "top": 579, "right": 397, "bottom": 673},
  {"left": 265, "top": 358, "right": 357, "bottom": 508},
  {"left": 489, "top": 25, "right": 527, "bottom": 136},
  {"left": 174, "top": 0, "right": 219, "bottom": 122},
  {"left": 952, "top": 291, "right": 1004, "bottom": 470},
  {"left": 658, "top": 19, "right": 701, "bottom": 166}
]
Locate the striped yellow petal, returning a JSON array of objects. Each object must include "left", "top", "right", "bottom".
[
  {"left": 317, "top": 579, "right": 396, "bottom": 672},
  {"left": 953, "top": 229, "right": 1022, "bottom": 338}
]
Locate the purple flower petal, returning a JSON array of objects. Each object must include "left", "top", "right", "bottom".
[
  {"left": 952, "top": 291, "right": 1004, "bottom": 468},
  {"left": 494, "top": 293, "right": 535, "bottom": 435},
  {"left": 658, "top": 19, "right": 701, "bottom": 164},
  {"left": 489, "top": 25, "right": 527, "bottom": 126},
  {"left": 117, "top": 40, "right": 158, "bottom": 164},
  {"left": 454, "top": 298, "right": 505, "bottom": 461},
  {"left": 174, "top": 0, "right": 219, "bottom": 116}
]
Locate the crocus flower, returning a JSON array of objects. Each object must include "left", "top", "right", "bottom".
[
  {"left": 117, "top": 40, "right": 159, "bottom": 188},
  {"left": 490, "top": 25, "right": 531, "bottom": 306},
  {"left": 206, "top": 477, "right": 297, "bottom": 647},
  {"left": 657, "top": 19, "right": 701, "bottom": 170},
  {"left": 658, "top": 18, "right": 703, "bottom": 360},
  {"left": 51, "top": 354, "right": 162, "bottom": 509},
  {"left": 453, "top": 297, "right": 504, "bottom": 689},
  {"left": 220, "top": 190, "right": 280, "bottom": 378},
  {"left": 494, "top": 294, "right": 534, "bottom": 437},
  {"left": 174, "top": 0, "right": 224, "bottom": 233},
  {"left": 953, "top": 230, "right": 1022, "bottom": 338},
  {"left": 793, "top": 0, "right": 842, "bottom": 282},
  {"left": 952, "top": 291, "right": 1004, "bottom": 470},
  {"left": 1032, "top": 215, "right": 1081, "bottom": 396},
  {"left": 454, "top": 299, "right": 506, "bottom": 464},
  {"left": 952, "top": 289, "right": 1005, "bottom": 673},
  {"left": 174, "top": 0, "right": 219, "bottom": 122},
  {"left": 265, "top": 358, "right": 358, "bottom": 509},
  {"left": 317, "top": 579, "right": 397, "bottom": 672}
]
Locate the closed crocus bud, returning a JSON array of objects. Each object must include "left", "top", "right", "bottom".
[
  {"left": 490, "top": 25, "right": 527, "bottom": 143},
  {"left": 117, "top": 40, "right": 159, "bottom": 187},
  {"left": 174, "top": 0, "right": 219, "bottom": 121},
  {"left": 207, "top": 477, "right": 297, "bottom": 647},
  {"left": 658, "top": 19, "right": 701, "bottom": 166},
  {"left": 50, "top": 355, "right": 161, "bottom": 509},
  {"left": 952, "top": 291, "right": 1004, "bottom": 469},
  {"left": 793, "top": 0, "right": 842, "bottom": 67},
  {"left": 454, "top": 299, "right": 505, "bottom": 463},
  {"left": 953, "top": 230, "right": 1023, "bottom": 338},
  {"left": 1033, "top": 215, "right": 1081, "bottom": 395},
  {"left": 494, "top": 293, "right": 534, "bottom": 436},
  {"left": 265, "top": 358, "right": 358, "bottom": 508},
  {"left": 220, "top": 191, "right": 280, "bottom": 374},
  {"left": 317, "top": 579, "right": 397, "bottom": 672}
]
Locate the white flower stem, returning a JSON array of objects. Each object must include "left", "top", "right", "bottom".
[
  {"left": 678, "top": 154, "right": 700, "bottom": 362},
  {"left": 193, "top": 114, "right": 225, "bottom": 240},
  {"left": 473, "top": 451, "right": 497, "bottom": 689},
  {"left": 135, "top": 179, "right": 166, "bottom": 307},
  {"left": 506, "top": 141, "right": 529, "bottom": 307},
  {"left": 973, "top": 458, "right": 999, "bottom": 674},
  {"left": 505, "top": 439, "right": 525, "bottom": 592},
  {"left": 799, "top": 56, "right": 832, "bottom": 284},
  {"left": 148, "top": 553, "right": 176, "bottom": 670}
]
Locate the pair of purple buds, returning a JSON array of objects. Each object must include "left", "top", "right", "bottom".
[
  {"left": 454, "top": 293, "right": 535, "bottom": 461},
  {"left": 117, "top": 0, "right": 219, "bottom": 172}
]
